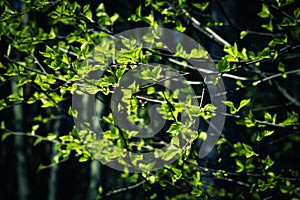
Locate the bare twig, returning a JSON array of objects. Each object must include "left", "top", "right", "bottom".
[
  {"left": 274, "top": 81, "right": 300, "bottom": 107},
  {"left": 252, "top": 103, "right": 293, "bottom": 112},
  {"left": 193, "top": 163, "right": 300, "bottom": 182},
  {"left": 270, "top": 4, "right": 296, "bottom": 21},
  {"left": 3, "top": 129, "right": 59, "bottom": 143},
  {"left": 213, "top": 69, "right": 300, "bottom": 97},
  {"left": 30, "top": 53, "right": 47, "bottom": 74},
  {"left": 104, "top": 180, "right": 146, "bottom": 197},
  {"left": 199, "top": 76, "right": 206, "bottom": 109},
  {"left": 268, "top": 131, "right": 300, "bottom": 144},
  {"left": 165, "top": 1, "right": 231, "bottom": 47},
  {"left": 251, "top": 69, "right": 299, "bottom": 86}
]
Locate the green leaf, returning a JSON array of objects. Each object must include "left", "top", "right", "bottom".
[
  {"left": 47, "top": 133, "right": 57, "bottom": 140},
  {"left": 84, "top": 83, "right": 101, "bottom": 94},
  {"left": 161, "top": 146, "right": 180, "bottom": 161},
  {"left": 279, "top": 111, "right": 299, "bottom": 126},
  {"left": 224, "top": 43, "right": 239, "bottom": 60},
  {"left": 0, "top": 99, "right": 7, "bottom": 111},
  {"left": 192, "top": 2, "right": 209, "bottom": 11},
  {"left": 294, "top": 7, "right": 300, "bottom": 18},
  {"left": 222, "top": 100, "right": 237, "bottom": 114},
  {"left": 32, "top": 124, "right": 40, "bottom": 132},
  {"left": 18, "top": 76, "right": 32, "bottom": 87},
  {"left": 60, "top": 135, "right": 73, "bottom": 143},
  {"left": 223, "top": 99, "right": 250, "bottom": 114},
  {"left": 1, "top": 132, "right": 11, "bottom": 141},
  {"left": 278, "top": 62, "right": 287, "bottom": 78},
  {"left": 256, "top": 130, "right": 274, "bottom": 141},
  {"left": 264, "top": 112, "right": 276, "bottom": 123},
  {"left": 122, "top": 38, "right": 136, "bottom": 49},
  {"left": 116, "top": 66, "right": 126, "bottom": 81},
  {"left": 136, "top": 5, "right": 141, "bottom": 17},
  {"left": 152, "top": 65, "right": 162, "bottom": 79},
  {"left": 103, "top": 113, "right": 114, "bottom": 124},
  {"left": 175, "top": 19, "right": 186, "bottom": 32},
  {"left": 258, "top": 179, "right": 269, "bottom": 191},
  {"left": 191, "top": 188, "right": 203, "bottom": 197},
  {"left": 235, "top": 159, "right": 244, "bottom": 172},
  {"left": 138, "top": 161, "right": 156, "bottom": 172},
  {"left": 240, "top": 48, "right": 248, "bottom": 60},
  {"left": 199, "top": 131, "right": 207, "bottom": 141},
  {"left": 41, "top": 100, "right": 56, "bottom": 108},
  {"left": 79, "top": 156, "right": 89, "bottom": 162},
  {"left": 189, "top": 48, "right": 208, "bottom": 58},
  {"left": 242, "top": 143, "right": 258, "bottom": 158},
  {"left": 7, "top": 93, "right": 23, "bottom": 101},
  {"left": 242, "top": 143, "right": 252, "bottom": 152},
  {"left": 147, "top": 86, "right": 155, "bottom": 95},
  {"left": 103, "top": 128, "right": 119, "bottom": 140},
  {"left": 239, "top": 99, "right": 251, "bottom": 109},
  {"left": 148, "top": 175, "right": 156, "bottom": 184},
  {"left": 193, "top": 171, "right": 202, "bottom": 186},
  {"left": 261, "top": 155, "right": 274, "bottom": 170},
  {"left": 7, "top": 44, "right": 11, "bottom": 57},
  {"left": 167, "top": 122, "right": 181, "bottom": 135},
  {"left": 257, "top": 4, "right": 270, "bottom": 18},
  {"left": 236, "top": 110, "right": 256, "bottom": 127},
  {"left": 261, "top": 19, "right": 273, "bottom": 32},
  {"left": 176, "top": 43, "right": 184, "bottom": 55},
  {"left": 217, "top": 58, "right": 230, "bottom": 72},
  {"left": 200, "top": 104, "right": 217, "bottom": 119},
  {"left": 204, "top": 104, "right": 217, "bottom": 111},
  {"left": 144, "top": 14, "right": 156, "bottom": 27},
  {"left": 33, "top": 137, "right": 44, "bottom": 146},
  {"left": 37, "top": 164, "right": 46, "bottom": 173},
  {"left": 240, "top": 31, "right": 248, "bottom": 39},
  {"left": 0, "top": 121, "right": 6, "bottom": 130}
]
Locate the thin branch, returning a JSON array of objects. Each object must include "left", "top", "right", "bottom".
[
  {"left": 3, "top": 55, "right": 70, "bottom": 84},
  {"left": 160, "top": 178, "right": 182, "bottom": 189},
  {"left": 58, "top": 47, "right": 80, "bottom": 58},
  {"left": 4, "top": 102, "right": 28, "bottom": 112},
  {"left": 270, "top": 4, "right": 296, "bottom": 22},
  {"left": 199, "top": 76, "right": 206, "bottom": 109},
  {"left": 30, "top": 53, "right": 47, "bottom": 74},
  {"left": 214, "top": 111, "right": 287, "bottom": 128},
  {"left": 139, "top": 72, "right": 190, "bottom": 89},
  {"left": 209, "top": 175, "right": 251, "bottom": 188},
  {"left": 39, "top": 158, "right": 69, "bottom": 170},
  {"left": 215, "top": 0, "right": 235, "bottom": 27},
  {"left": 251, "top": 69, "right": 299, "bottom": 86},
  {"left": 245, "top": 30, "right": 276, "bottom": 37},
  {"left": 194, "top": 163, "right": 300, "bottom": 182},
  {"left": 3, "top": 129, "right": 59, "bottom": 143},
  {"left": 104, "top": 180, "right": 146, "bottom": 197},
  {"left": 168, "top": 58, "right": 253, "bottom": 81},
  {"left": 278, "top": 44, "right": 300, "bottom": 55},
  {"left": 135, "top": 95, "right": 166, "bottom": 104},
  {"left": 0, "top": 76, "right": 14, "bottom": 87},
  {"left": 0, "top": 0, "right": 63, "bottom": 22},
  {"left": 213, "top": 69, "right": 300, "bottom": 97},
  {"left": 274, "top": 81, "right": 300, "bottom": 107},
  {"left": 165, "top": 1, "right": 231, "bottom": 47},
  {"left": 251, "top": 102, "right": 293, "bottom": 112},
  {"left": 268, "top": 131, "right": 300, "bottom": 144}
]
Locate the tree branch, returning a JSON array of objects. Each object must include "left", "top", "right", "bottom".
[
  {"left": 165, "top": 1, "right": 231, "bottom": 47},
  {"left": 104, "top": 180, "right": 146, "bottom": 197}
]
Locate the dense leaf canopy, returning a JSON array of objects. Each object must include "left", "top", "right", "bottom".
[{"left": 0, "top": 0, "right": 300, "bottom": 199}]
